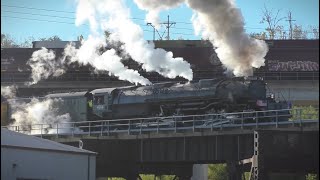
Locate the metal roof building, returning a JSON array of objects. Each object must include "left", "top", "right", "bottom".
[{"left": 1, "top": 128, "right": 96, "bottom": 180}]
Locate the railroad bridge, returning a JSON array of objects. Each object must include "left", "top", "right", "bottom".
[{"left": 4, "top": 109, "right": 319, "bottom": 180}]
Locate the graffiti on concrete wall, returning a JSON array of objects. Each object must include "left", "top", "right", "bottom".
[
  {"left": 268, "top": 60, "right": 319, "bottom": 71},
  {"left": 1, "top": 57, "right": 15, "bottom": 71}
]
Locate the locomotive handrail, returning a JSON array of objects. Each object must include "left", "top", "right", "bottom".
[{"left": 2, "top": 108, "right": 319, "bottom": 137}]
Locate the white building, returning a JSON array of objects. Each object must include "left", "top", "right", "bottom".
[{"left": 1, "top": 128, "right": 96, "bottom": 180}]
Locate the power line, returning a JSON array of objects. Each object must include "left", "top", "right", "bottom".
[
  {"left": 3, "top": 10, "right": 76, "bottom": 20},
  {"left": 1, "top": 4, "right": 193, "bottom": 25},
  {"left": 1, "top": 15, "right": 77, "bottom": 25},
  {"left": 1, "top": 4, "right": 301, "bottom": 33},
  {"left": 2, "top": 10, "right": 164, "bottom": 28},
  {"left": 0, "top": 10, "right": 268, "bottom": 31},
  {"left": 2, "top": 15, "right": 195, "bottom": 37},
  {"left": 3, "top": 13, "right": 317, "bottom": 35},
  {"left": 2, "top": 4, "right": 146, "bottom": 21},
  {"left": 3, "top": 10, "right": 197, "bottom": 32},
  {"left": 3, "top": 4, "right": 318, "bottom": 37},
  {"left": 2, "top": 4, "right": 75, "bottom": 14}
]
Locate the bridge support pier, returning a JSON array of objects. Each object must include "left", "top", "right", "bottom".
[
  {"left": 125, "top": 174, "right": 140, "bottom": 180},
  {"left": 227, "top": 161, "right": 243, "bottom": 180}
]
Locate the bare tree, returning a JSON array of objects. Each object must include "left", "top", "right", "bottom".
[
  {"left": 260, "top": 5, "right": 286, "bottom": 39},
  {"left": 177, "top": 36, "right": 185, "bottom": 40},
  {"left": 275, "top": 25, "right": 287, "bottom": 39},
  {"left": 292, "top": 24, "right": 308, "bottom": 39},
  {"left": 1, "top": 34, "right": 19, "bottom": 48},
  {"left": 250, "top": 32, "right": 267, "bottom": 40},
  {"left": 39, "top": 35, "right": 62, "bottom": 41},
  {"left": 19, "top": 36, "right": 35, "bottom": 48},
  {"left": 77, "top": 35, "right": 84, "bottom": 41},
  {"left": 309, "top": 26, "right": 319, "bottom": 39}
]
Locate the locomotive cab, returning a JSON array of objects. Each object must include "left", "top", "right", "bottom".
[{"left": 90, "top": 88, "right": 115, "bottom": 119}]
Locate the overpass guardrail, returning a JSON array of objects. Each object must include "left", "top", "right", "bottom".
[
  {"left": 2, "top": 108, "right": 319, "bottom": 138},
  {"left": 1, "top": 71, "right": 319, "bottom": 83}
]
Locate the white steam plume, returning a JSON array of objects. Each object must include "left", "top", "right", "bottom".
[
  {"left": 27, "top": 40, "right": 150, "bottom": 85},
  {"left": 63, "top": 36, "right": 151, "bottom": 85},
  {"left": 1, "top": 85, "right": 17, "bottom": 99},
  {"left": 186, "top": 0, "right": 268, "bottom": 77},
  {"left": 27, "top": 47, "right": 66, "bottom": 85},
  {"left": 8, "top": 98, "right": 79, "bottom": 135},
  {"left": 75, "top": 0, "right": 193, "bottom": 81},
  {"left": 133, "top": 0, "right": 268, "bottom": 77},
  {"left": 133, "top": 0, "right": 184, "bottom": 28},
  {"left": 75, "top": 0, "right": 98, "bottom": 34},
  {"left": 26, "top": 0, "right": 193, "bottom": 85}
]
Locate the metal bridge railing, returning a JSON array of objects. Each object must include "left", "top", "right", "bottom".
[
  {"left": 1, "top": 71, "right": 319, "bottom": 83},
  {"left": 2, "top": 108, "right": 319, "bottom": 138}
]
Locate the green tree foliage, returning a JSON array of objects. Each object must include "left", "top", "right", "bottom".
[
  {"left": 290, "top": 106, "right": 318, "bottom": 121},
  {"left": 208, "top": 164, "right": 228, "bottom": 180},
  {"left": 306, "top": 174, "right": 318, "bottom": 180}
]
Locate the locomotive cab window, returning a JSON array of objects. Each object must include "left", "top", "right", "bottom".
[{"left": 93, "top": 95, "right": 104, "bottom": 105}]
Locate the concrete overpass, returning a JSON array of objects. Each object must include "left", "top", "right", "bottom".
[{"left": 266, "top": 80, "right": 319, "bottom": 106}]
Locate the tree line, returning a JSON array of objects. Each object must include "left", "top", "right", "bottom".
[
  {"left": 251, "top": 5, "right": 319, "bottom": 40},
  {"left": 1, "top": 34, "right": 62, "bottom": 48}
]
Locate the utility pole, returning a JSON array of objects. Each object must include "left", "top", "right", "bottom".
[
  {"left": 162, "top": 15, "right": 176, "bottom": 40},
  {"left": 147, "top": 23, "right": 156, "bottom": 41},
  {"left": 286, "top": 11, "right": 296, "bottom": 39},
  {"left": 147, "top": 15, "right": 176, "bottom": 41},
  {"left": 147, "top": 23, "right": 164, "bottom": 41}
]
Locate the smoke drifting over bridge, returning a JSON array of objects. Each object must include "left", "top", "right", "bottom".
[{"left": 134, "top": 0, "right": 269, "bottom": 77}]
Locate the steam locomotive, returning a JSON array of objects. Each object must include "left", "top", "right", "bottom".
[{"left": 2, "top": 77, "right": 290, "bottom": 128}]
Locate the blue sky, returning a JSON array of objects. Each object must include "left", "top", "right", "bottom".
[{"left": 1, "top": 0, "right": 319, "bottom": 43}]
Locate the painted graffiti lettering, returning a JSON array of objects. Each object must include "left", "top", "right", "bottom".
[{"left": 268, "top": 60, "right": 319, "bottom": 71}]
